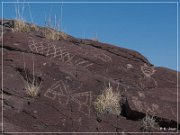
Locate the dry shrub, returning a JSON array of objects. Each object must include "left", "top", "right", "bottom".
[
  {"left": 94, "top": 84, "right": 121, "bottom": 115},
  {"left": 13, "top": 20, "right": 39, "bottom": 33},
  {"left": 25, "top": 80, "right": 40, "bottom": 97},
  {"left": 44, "top": 28, "right": 69, "bottom": 41},
  {"left": 140, "top": 114, "right": 158, "bottom": 132}
]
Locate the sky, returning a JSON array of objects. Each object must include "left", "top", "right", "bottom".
[{"left": 1, "top": 0, "right": 179, "bottom": 71}]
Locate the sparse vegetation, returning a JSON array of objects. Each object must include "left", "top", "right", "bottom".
[
  {"left": 140, "top": 113, "right": 158, "bottom": 132},
  {"left": 44, "top": 28, "right": 68, "bottom": 41},
  {"left": 93, "top": 83, "right": 121, "bottom": 115},
  {"left": 44, "top": 15, "right": 68, "bottom": 41},
  {"left": 22, "top": 54, "right": 41, "bottom": 98},
  {"left": 25, "top": 80, "right": 40, "bottom": 97},
  {"left": 13, "top": 20, "right": 39, "bottom": 32}
]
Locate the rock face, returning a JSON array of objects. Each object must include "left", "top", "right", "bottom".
[{"left": 0, "top": 20, "right": 180, "bottom": 134}]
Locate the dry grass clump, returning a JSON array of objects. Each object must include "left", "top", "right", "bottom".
[
  {"left": 44, "top": 28, "right": 69, "bottom": 41},
  {"left": 93, "top": 84, "right": 121, "bottom": 115},
  {"left": 13, "top": 20, "right": 39, "bottom": 33},
  {"left": 25, "top": 79, "right": 40, "bottom": 97},
  {"left": 140, "top": 114, "right": 158, "bottom": 132}
]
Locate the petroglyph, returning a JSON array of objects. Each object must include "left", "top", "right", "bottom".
[
  {"left": 44, "top": 81, "right": 70, "bottom": 105},
  {"left": 139, "top": 75, "right": 158, "bottom": 90},
  {"left": 27, "top": 36, "right": 93, "bottom": 69},
  {"left": 139, "top": 64, "right": 157, "bottom": 90},
  {"left": 71, "top": 91, "right": 92, "bottom": 116},
  {"left": 141, "top": 64, "right": 155, "bottom": 78},
  {"left": 132, "top": 96, "right": 160, "bottom": 115},
  {"left": 74, "top": 59, "right": 94, "bottom": 68},
  {"left": 146, "top": 103, "right": 160, "bottom": 115},
  {"left": 44, "top": 81, "right": 92, "bottom": 116},
  {"left": 126, "top": 64, "right": 133, "bottom": 70},
  {"left": 95, "top": 53, "right": 112, "bottom": 62},
  {"left": 132, "top": 96, "right": 143, "bottom": 112}
]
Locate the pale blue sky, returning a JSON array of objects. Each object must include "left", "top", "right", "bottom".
[{"left": 1, "top": 0, "right": 179, "bottom": 71}]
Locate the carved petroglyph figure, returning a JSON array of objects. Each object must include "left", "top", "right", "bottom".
[
  {"left": 132, "top": 96, "right": 160, "bottom": 115},
  {"left": 138, "top": 92, "right": 145, "bottom": 98},
  {"left": 140, "top": 64, "right": 157, "bottom": 89},
  {"left": 74, "top": 59, "right": 94, "bottom": 68},
  {"left": 126, "top": 64, "right": 133, "bottom": 70},
  {"left": 132, "top": 96, "right": 143, "bottom": 112},
  {"left": 44, "top": 81, "right": 69, "bottom": 105},
  {"left": 141, "top": 64, "right": 155, "bottom": 78},
  {"left": 95, "top": 53, "right": 112, "bottom": 63},
  {"left": 44, "top": 81, "right": 92, "bottom": 116},
  {"left": 71, "top": 91, "right": 92, "bottom": 116}
]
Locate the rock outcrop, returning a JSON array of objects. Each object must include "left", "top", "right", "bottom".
[{"left": 0, "top": 20, "right": 179, "bottom": 134}]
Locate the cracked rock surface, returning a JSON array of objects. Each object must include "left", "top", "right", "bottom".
[{"left": 0, "top": 20, "right": 180, "bottom": 134}]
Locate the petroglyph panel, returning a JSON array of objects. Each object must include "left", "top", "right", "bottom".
[
  {"left": 95, "top": 53, "right": 112, "bottom": 62},
  {"left": 27, "top": 36, "right": 93, "bottom": 69},
  {"left": 44, "top": 81, "right": 92, "bottom": 116},
  {"left": 132, "top": 96, "right": 160, "bottom": 115}
]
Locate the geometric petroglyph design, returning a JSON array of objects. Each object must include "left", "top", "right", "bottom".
[
  {"left": 95, "top": 53, "right": 112, "bottom": 63},
  {"left": 27, "top": 36, "right": 94, "bottom": 69},
  {"left": 44, "top": 81, "right": 92, "bottom": 117},
  {"left": 73, "top": 58, "right": 94, "bottom": 68},
  {"left": 141, "top": 64, "right": 156, "bottom": 78}
]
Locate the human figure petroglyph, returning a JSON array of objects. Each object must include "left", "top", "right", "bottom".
[
  {"left": 139, "top": 64, "right": 157, "bottom": 89},
  {"left": 44, "top": 81, "right": 92, "bottom": 116},
  {"left": 138, "top": 77, "right": 157, "bottom": 90}
]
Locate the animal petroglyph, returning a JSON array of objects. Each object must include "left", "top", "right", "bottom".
[
  {"left": 27, "top": 36, "right": 93, "bottom": 69},
  {"left": 95, "top": 53, "right": 112, "bottom": 62},
  {"left": 141, "top": 64, "right": 155, "bottom": 78},
  {"left": 44, "top": 81, "right": 92, "bottom": 116}
]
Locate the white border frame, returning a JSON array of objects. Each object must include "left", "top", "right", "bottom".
[{"left": 1, "top": 1, "right": 179, "bottom": 134}]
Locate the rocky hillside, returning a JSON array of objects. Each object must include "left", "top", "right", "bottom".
[{"left": 0, "top": 20, "right": 180, "bottom": 134}]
